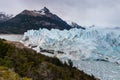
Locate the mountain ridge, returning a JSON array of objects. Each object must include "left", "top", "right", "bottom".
[{"left": 0, "top": 7, "right": 80, "bottom": 34}]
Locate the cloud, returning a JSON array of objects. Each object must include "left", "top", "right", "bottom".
[{"left": 1, "top": 0, "right": 120, "bottom": 27}]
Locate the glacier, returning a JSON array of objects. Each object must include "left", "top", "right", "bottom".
[
  {"left": 21, "top": 27, "right": 120, "bottom": 80},
  {"left": 22, "top": 28, "right": 120, "bottom": 64}
]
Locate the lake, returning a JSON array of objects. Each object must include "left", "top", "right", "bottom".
[{"left": 0, "top": 34, "right": 23, "bottom": 41}]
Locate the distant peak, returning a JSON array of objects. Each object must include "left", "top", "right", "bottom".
[
  {"left": 21, "top": 10, "right": 31, "bottom": 14},
  {"left": 20, "top": 10, "right": 37, "bottom": 16},
  {"left": 20, "top": 7, "right": 51, "bottom": 16},
  {"left": 39, "top": 7, "right": 50, "bottom": 14},
  {"left": 44, "top": 7, "right": 50, "bottom": 12},
  {"left": 0, "top": 12, "right": 13, "bottom": 21}
]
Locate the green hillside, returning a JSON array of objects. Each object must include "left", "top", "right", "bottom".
[
  {"left": 0, "top": 66, "right": 31, "bottom": 80},
  {"left": 0, "top": 39, "right": 97, "bottom": 80}
]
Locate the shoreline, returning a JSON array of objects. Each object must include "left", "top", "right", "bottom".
[
  {"left": 0, "top": 34, "right": 23, "bottom": 35},
  {"left": 0, "top": 34, "right": 23, "bottom": 41}
]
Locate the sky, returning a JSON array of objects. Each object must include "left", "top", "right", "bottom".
[{"left": 0, "top": 0, "right": 120, "bottom": 27}]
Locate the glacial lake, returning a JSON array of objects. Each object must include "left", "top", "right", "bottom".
[{"left": 0, "top": 34, "right": 23, "bottom": 41}]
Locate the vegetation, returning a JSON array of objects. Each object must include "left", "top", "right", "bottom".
[
  {"left": 0, "top": 66, "right": 31, "bottom": 80},
  {"left": 0, "top": 39, "right": 97, "bottom": 80}
]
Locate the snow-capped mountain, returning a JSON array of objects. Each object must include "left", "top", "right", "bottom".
[
  {"left": 21, "top": 7, "right": 50, "bottom": 16},
  {"left": 21, "top": 27, "right": 120, "bottom": 64},
  {"left": 0, "top": 12, "right": 12, "bottom": 22},
  {"left": 0, "top": 7, "right": 72, "bottom": 34}
]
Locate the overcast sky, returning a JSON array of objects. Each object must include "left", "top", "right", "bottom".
[{"left": 1, "top": 0, "right": 120, "bottom": 27}]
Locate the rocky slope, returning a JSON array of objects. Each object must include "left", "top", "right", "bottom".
[{"left": 67, "top": 21, "right": 85, "bottom": 29}]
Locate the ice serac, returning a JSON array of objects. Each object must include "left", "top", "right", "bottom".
[{"left": 22, "top": 27, "right": 120, "bottom": 64}]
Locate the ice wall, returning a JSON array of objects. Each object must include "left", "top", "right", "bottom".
[{"left": 21, "top": 28, "right": 120, "bottom": 64}]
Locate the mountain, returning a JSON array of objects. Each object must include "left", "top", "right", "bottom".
[
  {"left": 0, "top": 12, "right": 12, "bottom": 22},
  {"left": 0, "top": 7, "right": 72, "bottom": 34}
]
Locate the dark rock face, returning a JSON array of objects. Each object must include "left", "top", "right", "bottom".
[
  {"left": 0, "top": 7, "right": 72, "bottom": 34},
  {"left": 70, "top": 22, "right": 85, "bottom": 29}
]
